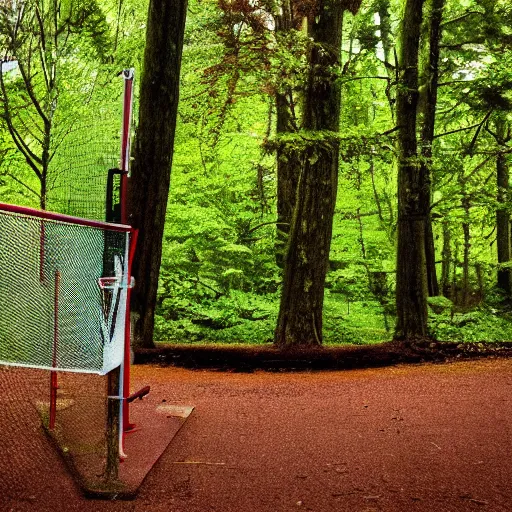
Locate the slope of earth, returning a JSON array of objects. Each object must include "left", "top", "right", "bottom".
[{"left": 2, "top": 358, "right": 511, "bottom": 512}]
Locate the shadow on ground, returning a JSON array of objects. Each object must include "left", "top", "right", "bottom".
[{"left": 135, "top": 339, "right": 512, "bottom": 372}]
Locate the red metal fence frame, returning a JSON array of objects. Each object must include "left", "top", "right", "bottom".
[{"left": 0, "top": 202, "right": 131, "bottom": 233}]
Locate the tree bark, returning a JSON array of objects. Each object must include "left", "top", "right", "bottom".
[
  {"left": 375, "top": 0, "right": 396, "bottom": 116},
  {"left": 395, "top": 0, "right": 428, "bottom": 339},
  {"left": 497, "top": 149, "right": 511, "bottom": 293},
  {"left": 461, "top": 193, "right": 471, "bottom": 306},
  {"left": 493, "top": 118, "right": 511, "bottom": 294},
  {"left": 275, "top": 91, "right": 301, "bottom": 267},
  {"left": 376, "top": 0, "right": 394, "bottom": 65},
  {"left": 441, "top": 218, "right": 451, "bottom": 297},
  {"left": 275, "top": 0, "right": 360, "bottom": 347},
  {"left": 424, "top": 217, "right": 438, "bottom": 295},
  {"left": 419, "top": 0, "right": 445, "bottom": 297},
  {"left": 129, "top": 0, "right": 188, "bottom": 348},
  {"left": 452, "top": 241, "right": 459, "bottom": 305},
  {"left": 275, "top": 1, "right": 301, "bottom": 267}
]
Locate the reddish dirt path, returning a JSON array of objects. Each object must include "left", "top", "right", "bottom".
[{"left": 3, "top": 358, "right": 512, "bottom": 512}]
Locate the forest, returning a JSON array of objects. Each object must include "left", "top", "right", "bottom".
[{"left": 1, "top": 0, "right": 512, "bottom": 350}]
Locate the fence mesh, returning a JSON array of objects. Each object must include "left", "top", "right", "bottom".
[
  {"left": 0, "top": 206, "right": 129, "bottom": 375},
  {"left": 45, "top": 77, "right": 126, "bottom": 222},
  {"left": 0, "top": 75, "right": 134, "bottom": 499},
  {"left": 0, "top": 365, "right": 112, "bottom": 504},
  {"left": 46, "top": 134, "right": 121, "bottom": 222}
]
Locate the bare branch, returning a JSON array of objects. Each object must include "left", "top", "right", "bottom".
[
  {"left": 0, "top": 170, "right": 40, "bottom": 198},
  {"left": 340, "top": 76, "right": 391, "bottom": 84},
  {"left": 247, "top": 221, "right": 289, "bottom": 235},
  {"left": 0, "top": 70, "right": 43, "bottom": 176},
  {"left": 438, "top": 80, "right": 473, "bottom": 87},
  {"left": 434, "top": 120, "right": 484, "bottom": 139},
  {"left": 465, "top": 154, "right": 494, "bottom": 182},
  {"left": 466, "top": 110, "right": 492, "bottom": 155},
  {"left": 15, "top": 59, "right": 50, "bottom": 126},
  {"left": 440, "top": 40, "right": 484, "bottom": 50},
  {"left": 380, "top": 125, "right": 400, "bottom": 137},
  {"left": 34, "top": 5, "right": 51, "bottom": 91},
  {"left": 441, "top": 11, "right": 484, "bottom": 28}
]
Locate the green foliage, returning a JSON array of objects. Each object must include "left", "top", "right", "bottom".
[
  {"left": 153, "top": 0, "right": 512, "bottom": 346},
  {"left": 60, "top": 0, "right": 113, "bottom": 61},
  {"left": 2, "top": 0, "right": 512, "bottom": 348},
  {"left": 429, "top": 305, "right": 512, "bottom": 342},
  {"left": 323, "top": 295, "right": 391, "bottom": 345},
  {"left": 427, "top": 295, "right": 454, "bottom": 314},
  {"left": 155, "top": 291, "right": 277, "bottom": 344}
]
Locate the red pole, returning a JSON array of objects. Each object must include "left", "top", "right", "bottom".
[
  {"left": 122, "top": 229, "right": 138, "bottom": 433},
  {"left": 0, "top": 202, "right": 130, "bottom": 232},
  {"left": 120, "top": 69, "right": 135, "bottom": 434},
  {"left": 49, "top": 270, "right": 60, "bottom": 430},
  {"left": 120, "top": 69, "right": 134, "bottom": 224}
]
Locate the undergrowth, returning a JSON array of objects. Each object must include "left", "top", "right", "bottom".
[
  {"left": 154, "top": 291, "right": 512, "bottom": 346},
  {"left": 154, "top": 292, "right": 393, "bottom": 345}
]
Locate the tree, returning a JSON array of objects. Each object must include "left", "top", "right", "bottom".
[
  {"left": 274, "top": 0, "right": 362, "bottom": 347},
  {"left": 373, "top": 0, "right": 397, "bottom": 115},
  {"left": 129, "top": 0, "right": 188, "bottom": 348},
  {"left": 0, "top": 0, "right": 110, "bottom": 208},
  {"left": 274, "top": 2, "right": 304, "bottom": 267},
  {"left": 394, "top": 0, "right": 428, "bottom": 338},
  {"left": 487, "top": 117, "right": 512, "bottom": 293},
  {"left": 419, "top": 0, "right": 445, "bottom": 297}
]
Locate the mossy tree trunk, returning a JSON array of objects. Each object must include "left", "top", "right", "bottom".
[
  {"left": 395, "top": 0, "right": 429, "bottom": 339},
  {"left": 275, "top": 0, "right": 362, "bottom": 347},
  {"left": 375, "top": 0, "right": 396, "bottom": 115},
  {"left": 275, "top": 1, "right": 302, "bottom": 267},
  {"left": 275, "top": 90, "right": 301, "bottom": 267},
  {"left": 129, "top": 0, "right": 188, "bottom": 348}
]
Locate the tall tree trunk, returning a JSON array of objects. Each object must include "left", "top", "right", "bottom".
[
  {"left": 275, "top": 1, "right": 301, "bottom": 267},
  {"left": 419, "top": 0, "right": 444, "bottom": 297},
  {"left": 441, "top": 219, "right": 451, "bottom": 297},
  {"left": 461, "top": 194, "right": 471, "bottom": 306},
  {"left": 395, "top": 0, "right": 428, "bottom": 339},
  {"left": 424, "top": 218, "right": 438, "bottom": 295},
  {"left": 129, "top": 0, "right": 188, "bottom": 348},
  {"left": 375, "top": 0, "right": 396, "bottom": 116},
  {"left": 493, "top": 118, "right": 512, "bottom": 294},
  {"left": 496, "top": 150, "right": 511, "bottom": 292},
  {"left": 41, "top": 118, "right": 52, "bottom": 210},
  {"left": 376, "top": 0, "right": 394, "bottom": 65},
  {"left": 275, "top": 0, "right": 361, "bottom": 347},
  {"left": 275, "top": 90, "right": 301, "bottom": 266},
  {"left": 452, "top": 241, "right": 459, "bottom": 305}
]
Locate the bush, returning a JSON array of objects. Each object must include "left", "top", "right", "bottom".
[
  {"left": 428, "top": 305, "right": 512, "bottom": 342},
  {"left": 427, "top": 295, "right": 453, "bottom": 314}
]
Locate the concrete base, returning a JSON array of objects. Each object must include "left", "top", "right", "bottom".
[{"left": 42, "top": 397, "right": 194, "bottom": 499}]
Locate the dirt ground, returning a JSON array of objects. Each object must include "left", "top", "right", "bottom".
[{"left": 2, "top": 358, "right": 512, "bottom": 512}]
